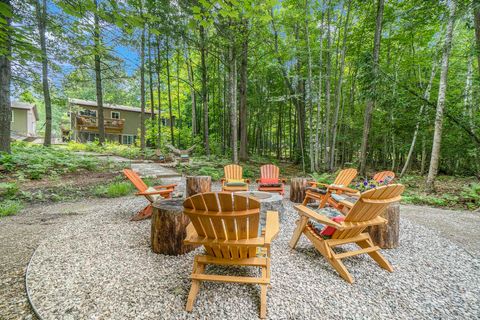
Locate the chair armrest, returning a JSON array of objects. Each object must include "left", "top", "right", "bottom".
[
  {"left": 136, "top": 190, "right": 172, "bottom": 196},
  {"left": 327, "top": 185, "right": 358, "bottom": 194},
  {"left": 294, "top": 205, "right": 344, "bottom": 229},
  {"left": 245, "top": 179, "right": 251, "bottom": 183},
  {"left": 256, "top": 178, "right": 261, "bottom": 183},
  {"left": 279, "top": 178, "right": 287, "bottom": 183},
  {"left": 339, "top": 199, "right": 355, "bottom": 209},
  {"left": 264, "top": 211, "right": 279, "bottom": 244},
  {"left": 154, "top": 184, "right": 177, "bottom": 190}
]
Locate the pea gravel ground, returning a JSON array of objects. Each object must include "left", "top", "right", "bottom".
[{"left": 1, "top": 181, "right": 479, "bottom": 320}]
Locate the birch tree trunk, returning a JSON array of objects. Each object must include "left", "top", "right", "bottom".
[
  {"left": 358, "top": 0, "right": 384, "bottom": 176},
  {"left": 140, "top": 25, "right": 146, "bottom": 151},
  {"left": 305, "top": 0, "right": 314, "bottom": 172},
  {"left": 148, "top": 30, "right": 155, "bottom": 120},
  {"left": 239, "top": 21, "right": 248, "bottom": 161},
  {"left": 155, "top": 35, "right": 162, "bottom": 148},
  {"left": 93, "top": 0, "right": 105, "bottom": 145},
  {"left": 229, "top": 41, "right": 238, "bottom": 163},
  {"left": 425, "top": 0, "right": 457, "bottom": 192},
  {"left": 186, "top": 52, "right": 196, "bottom": 138},
  {"left": 35, "top": 0, "right": 52, "bottom": 147},
  {"left": 0, "top": 0, "right": 12, "bottom": 153},
  {"left": 324, "top": 3, "right": 332, "bottom": 167},
  {"left": 474, "top": 1, "right": 480, "bottom": 77},
  {"left": 165, "top": 36, "right": 174, "bottom": 146},
  {"left": 400, "top": 59, "right": 437, "bottom": 177},
  {"left": 329, "top": 0, "right": 351, "bottom": 171},
  {"left": 200, "top": 25, "right": 209, "bottom": 156},
  {"left": 315, "top": 13, "right": 324, "bottom": 171}
]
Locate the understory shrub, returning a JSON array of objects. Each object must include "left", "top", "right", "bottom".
[{"left": 0, "top": 200, "right": 23, "bottom": 217}]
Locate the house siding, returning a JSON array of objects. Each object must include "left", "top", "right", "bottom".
[{"left": 11, "top": 109, "right": 28, "bottom": 135}]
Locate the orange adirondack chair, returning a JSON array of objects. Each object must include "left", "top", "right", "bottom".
[
  {"left": 221, "top": 164, "right": 250, "bottom": 192},
  {"left": 123, "top": 169, "right": 177, "bottom": 220},
  {"left": 256, "top": 164, "right": 286, "bottom": 195},
  {"left": 373, "top": 170, "right": 395, "bottom": 184},
  {"left": 303, "top": 168, "right": 358, "bottom": 209}
]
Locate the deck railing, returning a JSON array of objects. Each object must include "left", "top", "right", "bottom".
[{"left": 75, "top": 115, "right": 125, "bottom": 131}]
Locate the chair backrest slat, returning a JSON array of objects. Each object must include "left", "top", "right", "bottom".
[
  {"left": 332, "top": 184, "right": 404, "bottom": 240},
  {"left": 333, "top": 168, "right": 357, "bottom": 186},
  {"left": 184, "top": 192, "right": 261, "bottom": 259},
  {"left": 373, "top": 171, "right": 395, "bottom": 184},
  {"left": 224, "top": 164, "right": 243, "bottom": 180},
  {"left": 123, "top": 169, "right": 148, "bottom": 192}
]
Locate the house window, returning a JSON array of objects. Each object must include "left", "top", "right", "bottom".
[
  {"left": 79, "top": 109, "right": 97, "bottom": 117},
  {"left": 111, "top": 111, "right": 120, "bottom": 119},
  {"left": 122, "top": 135, "right": 136, "bottom": 145}
]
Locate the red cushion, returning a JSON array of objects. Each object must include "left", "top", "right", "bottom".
[
  {"left": 320, "top": 216, "right": 345, "bottom": 236},
  {"left": 261, "top": 178, "right": 279, "bottom": 184}
]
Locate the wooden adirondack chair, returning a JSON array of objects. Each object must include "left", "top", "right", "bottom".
[
  {"left": 373, "top": 170, "right": 395, "bottom": 183},
  {"left": 221, "top": 164, "right": 250, "bottom": 192},
  {"left": 123, "top": 169, "right": 177, "bottom": 221},
  {"left": 256, "top": 164, "right": 286, "bottom": 195},
  {"left": 183, "top": 192, "right": 279, "bottom": 319},
  {"left": 303, "top": 168, "right": 358, "bottom": 208},
  {"left": 290, "top": 184, "right": 404, "bottom": 283}
]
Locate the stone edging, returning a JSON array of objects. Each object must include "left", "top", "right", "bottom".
[{"left": 25, "top": 244, "right": 44, "bottom": 320}]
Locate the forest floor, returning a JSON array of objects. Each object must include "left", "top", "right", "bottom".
[{"left": 1, "top": 182, "right": 478, "bottom": 319}]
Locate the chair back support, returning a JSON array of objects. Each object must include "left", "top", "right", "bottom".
[
  {"left": 332, "top": 184, "right": 404, "bottom": 240},
  {"left": 224, "top": 164, "right": 243, "bottom": 180},
  {"left": 373, "top": 171, "right": 395, "bottom": 184},
  {"left": 260, "top": 164, "right": 280, "bottom": 181},
  {"left": 123, "top": 169, "right": 148, "bottom": 192},
  {"left": 184, "top": 192, "right": 261, "bottom": 259},
  {"left": 333, "top": 168, "right": 357, "bottom": 186}
]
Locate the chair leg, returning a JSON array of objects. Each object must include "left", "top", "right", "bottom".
[
  {"left": 259, "top": 264, "right": 268, "bottom": 319},
  {"left": 130, "top": 204, "right": 153, "bottom": 221},
  {"left": 289, "top": 216, "right": 308, "bottom": 249},
  {"left": 186, "top": 258, "right": 205, "bottom": 312},
  {"left": 357, "top": 239, "right": 393, "bottom": 272},
  {"left": 319, "top": 191, "right": 330, "bottom": 208},
  {"left": 327, "top": 255, "right": 354, "bottom": 284},
  {"left": 301, "top": 195, "right": 310, "bottom": 205}
]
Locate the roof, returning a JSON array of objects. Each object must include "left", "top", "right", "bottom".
[
  {"left": 12, "top": 102, "right": 39, "bottom": 120},
  {"left": 69, "top": 98, "right": 157, "bottom": 114}
]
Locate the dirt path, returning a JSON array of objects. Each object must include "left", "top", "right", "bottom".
[{"left": 0, "top": 197, "right": 478, "bottom": 319}]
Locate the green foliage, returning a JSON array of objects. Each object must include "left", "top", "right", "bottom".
[
  {"left": 0, "top": 182, "right": 19, "bottom": 198},
  {"left": 310, "top": 172, "right": 333, "bottom": 184},
  {"left": 0, "top": 200, "right": 23, "bottom": 217},
  {"left": 66, "top": 141, "right": 156, "bottom": 159},
  {"left": 195, "top": 166, "right": 223, "bottom": 181},
  {"left": 0, "top": 142, "right": 99, "bottom": 180},
  {"left": 93, "top": 181, "right": 135, "bottom": 198}
]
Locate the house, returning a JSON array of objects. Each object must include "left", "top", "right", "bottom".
[
  {"left": 68, "top": 98, "right": 157, "bottom": 145},
  {"left": 11, "top": 102, "right": 38, "bottom": 138}
]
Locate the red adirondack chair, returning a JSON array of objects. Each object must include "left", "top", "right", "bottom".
[
  {"left": 123, "top": 169, "right": 177, "bottom": 221},
  {"left": 256, "top": 164, "right": 286, "bottom": 195}
]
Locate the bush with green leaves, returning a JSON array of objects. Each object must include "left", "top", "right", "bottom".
[
  {"left": 196, "top": 166, "right": 223, "bottom": 181},
  {"left": 0, "top": 182, "right": 19, "bottom": 198}
]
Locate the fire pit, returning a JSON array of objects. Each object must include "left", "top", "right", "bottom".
[{"left": 235, "top": 191, "right": 285, "bottom": 225}]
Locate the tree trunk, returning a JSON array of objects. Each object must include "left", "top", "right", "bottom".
[
  {"left": 148, "top": 30, "right": 155, "bottom": 120},
  {"left": 329, "top": 0, "right": 351, "bottom": 171},
  {"left": 229, "top": 39, "right": 238, "bottom": 164},
  {"left": 239, "top": 22, "right": 248, "bottom": 162},
  {"left": 290, "top": 177, "right": 309, "bottom": 203},
  {"left": 359, "top": 0, "right": 384, "bottom": 176},
  {"left": 140, "top": 25, "right": 146, "bottom": 151},
  {"left": 155, "top": 35, "right": 162, "bottom": 148},
  {"left": 315, "top": 13, "right": 324, "bottom": 171},
  {"left": 367, "top": 202, "right": 400, "bottom": 249},
  {"left": 474, "top": 1, "right": 480, "bottom": 77},
  {"left": 165, "top": 36, "right": 174, "bottom": 146},
  {"left": 305, "top": 0, "right": 314, "bottom": 172},
  {"left": 151, "top": 199, "right": 197, "bottom": 255},
  {"left": 176, "top": 48, "right": 181, "bottom": 146},
  {"left": 186, "top": 176, "right": 211, "bottom": 198},
  {"left": 324, "top": 3, "right": 332, "bottom": 167},
  {"left": 426, "top": 0, "right": 456, "bottom": 192},
  {"left": 400, "top": 60, "right": 437, "bottom": 178},
  {"left": 200, "top": 25, "right": 209, "bottom": 156},
  {"left": 35, "top": 0, "right": 52, "bottom": 147},
  {"left": 186, "top": 52, "right": 196, "bottom": 138},
  {"left": 0, "top": 0, "right": 12, "bottom": 153},
  {"left": 93, "top": 0, "right": 105, "bottom": 145}
]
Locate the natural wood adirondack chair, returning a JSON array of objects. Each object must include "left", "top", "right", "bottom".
[
  {"left": 183, "top": 192, "right": 279, "bottom": 319},
  {"left": 303, "top": 168, "right": 358, "bottom": 208},
  {"left": 123, "top": 169, "right": 177, "bottom": 220},
  {"left": 256, "top": 164, "right": 286, "bottom": 195},
  {"left": 290, "top": 184, "right": 404, "bottom": 283},
  {"left": 373, "top": 170, "right": 395, "bottom": 183},
  {"left": 221, "top": 164, "right": 250, "bottom": 192}
]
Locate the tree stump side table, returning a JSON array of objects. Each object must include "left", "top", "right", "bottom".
[
  {"left": 290, "top": 177, "right": 309, "bottom": 203},
  {"left": 367, "top": 202, "right": 400, "bottom": 249},
  {"left": 186, "top": 176, "right": 211, "bottom": 197},
  {"left": 151, "top": 199, "right": 197, "bottom": 255}
]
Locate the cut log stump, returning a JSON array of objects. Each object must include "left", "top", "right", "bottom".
[
  {"left": 367, "top": 202, "right": 400, "bottom": 249},
  {"left": 290, "top": 177, "right": 309, "bottom": 203},
  {"left": 186, "top": 176, "right": 211, "bottom": 197},
  {"left": 151, "top": 199, "right": 197, "bottom": 255}
]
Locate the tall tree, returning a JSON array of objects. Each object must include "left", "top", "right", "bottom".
[
  {"left": 35, "top": 0, "right": 52, "bottom": 147},
  {"left": 0, "top": 0, "right": 12, "bottom": 153},
  {"left": 359, "top": 0, "right": 384, "bottom": 176},
  {"left": 239, "top": 19, "right": 249, "bottom": 162},
  {"left": 165, "top": 36, "right": 174, "bottom": 145},
  {"left": 425, "top": 0, "right": 457, "bottom": 192},
  {"left": 140, "top": 21, "right": 146, "bottom": 151},
  {"left": 324, "top": 2, "right": 332, "bottom": 168},
  {"left": 229, "top": 36, "right": 238, "bottom": 163},
  {"left": 474, "top": 0, "right": 480, "bottom": 77},
  {"left": 93, "top": 0, "right": 105, "bottom": 144}
]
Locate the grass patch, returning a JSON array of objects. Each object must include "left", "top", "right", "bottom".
[
  {"left": 0, "top": 200, "right": 24, "bottom": 217},
  {"left": 94, "top": 181, "right": 135, "bottom": 198}
]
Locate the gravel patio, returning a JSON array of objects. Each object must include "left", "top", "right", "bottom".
[{"left": 22, "top": 182, "right": 480, "bottom": 320}]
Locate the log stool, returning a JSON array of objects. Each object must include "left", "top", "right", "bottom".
[
  {"left": 151, "top": 199, "right": 197, "bottom": 255},
  {"left": 186, "top": 175, "right": 211, "bottom": 197},
  {"left": 290, "top": 177, "right": 309, "bottom": 203},
  {"left": 367, "top": 202, "right": 400, "bottom": 249}
]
